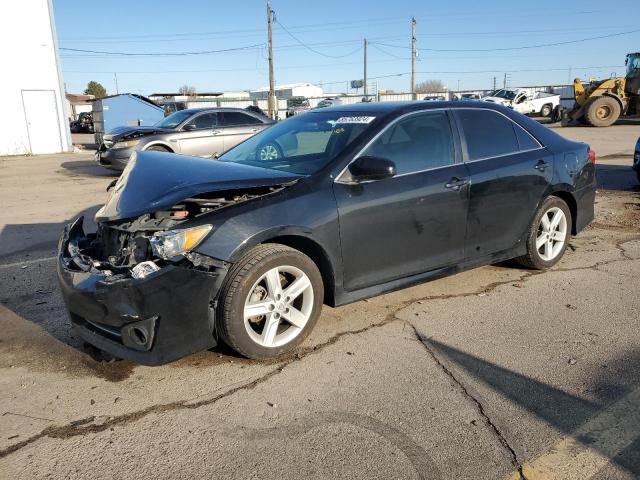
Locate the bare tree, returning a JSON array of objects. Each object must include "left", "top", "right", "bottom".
[
  {"left": 178, "top": 85, "right": 197, "bottom": 96},
  {"left": 415, "top": 80, "right": 445, "bottom": 94}
]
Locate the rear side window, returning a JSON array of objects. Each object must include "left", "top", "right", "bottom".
[
  {"left": 457, "top": 109, "right": 519, "bottom": 160},
  {"left": 222, "top": 112, "right": 262, "bottom": 126},
  {"left": 363, "top": 111, "right": 455, "bottom": 175},
  {"left": 513, "top": 123, "right": 541, "bottom": 151}
]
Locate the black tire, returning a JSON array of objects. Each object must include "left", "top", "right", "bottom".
[
  {"left": 584, "top": 96, "right": 621, "bottom": 127},
  {"left": 145, "top": 145, "right": 171, "bottom": 152},
  {"left": 636, "top": 170, "right": 640, "bottom": 184},
  {"left": 256, "top": 142, "right": 283, "bottom": 161},
  {"left": 540, "top": 103, "right": 553, "bottom": 117},
  {"left": 217, "top": 243, "right": 324, "bottom": 359},
  {"left": 515, "top": 196, "right": 572, "bottom": 270}
]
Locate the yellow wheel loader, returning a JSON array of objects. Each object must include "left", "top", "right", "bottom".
[{"left": 568, "top": 52, "right": 640, "bottom": 127}]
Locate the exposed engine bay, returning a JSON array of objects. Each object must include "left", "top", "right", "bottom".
[{"left": 66, "top": 183, "right": 292, "bottom": 279}]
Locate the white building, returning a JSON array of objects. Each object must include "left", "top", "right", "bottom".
[
  {"left": 250, "top": 83, "right": 323, "bottom": 101},
  {"left": 0, "top": 0, "right": 72, "bottom": 155}
]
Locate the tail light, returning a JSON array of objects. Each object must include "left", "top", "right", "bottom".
[{"left": 588, "top": 148, "right": 596, "bottom": 165}]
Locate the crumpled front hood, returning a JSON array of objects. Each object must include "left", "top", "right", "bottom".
[
  {"left": 95, "top": 151, "right": 302, "bottom": 222},
  {"left": 104, "top": 125, "right": 173, "bottom": 142}
]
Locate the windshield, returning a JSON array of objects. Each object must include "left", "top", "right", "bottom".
[
  {"left": 219, "top": 111, "right": 377, "bottom": 174},
  {"left": 627, "top": 53, "right": 640, "bottom": 78},
  {"left": 492, "top": 89, "right": 516, "bottom": 100},
  {"left": 155, "top": 110, "right": 193, "bottom": 129}
]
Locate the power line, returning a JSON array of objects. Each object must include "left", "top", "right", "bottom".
[
  {"left": 58, "top": 43, "right": 265, "bottom": 56},
  {"left": 317, "top": 65, "right": 625, "bottom": 85},
  {"left": 274, "top": 17, "right": 362, "bottom": 58},
  {"left": 58, "top": 9, "right": 610, "bottom": 41},
  {"left": 371, "top": 43, "right": 410, "bottom": 60},
  {"left": 373, "top": 28, "right": 640, "bottom": 52}
]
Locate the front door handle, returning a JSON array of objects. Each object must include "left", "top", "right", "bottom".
[
  {"left": 211, "top": 129, "right": 221, "bottom": 135},
  {"left": 445, "top": 177, "right": 469, "bottom": 191},
  {"left": 534, "top": 160, "right": 549, "bottom": 171}
]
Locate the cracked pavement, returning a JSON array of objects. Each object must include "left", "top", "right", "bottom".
[{"left": 1, "top": 126, "right": 639, "bottom": 479}]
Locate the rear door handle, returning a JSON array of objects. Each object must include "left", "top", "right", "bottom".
[
  {"left": 211, "top": 129, "right": 221, "bottom": 135},
  {"left": 534, "top": 160, "right": 549, "bottom": 171},
  {"left": 444, "top": 177, "right": 469, "bottom": 191},
  {"left": 250, "top": 128, "right": 260, "bottom": 132}
]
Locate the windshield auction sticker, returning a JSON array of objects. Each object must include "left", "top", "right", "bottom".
[{"left": 335, "top": 116, "right": 376, "bottom": 124}]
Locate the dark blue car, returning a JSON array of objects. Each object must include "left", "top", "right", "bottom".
[{"left": 58, "top": 102, "right": 596, "bottom": 364}]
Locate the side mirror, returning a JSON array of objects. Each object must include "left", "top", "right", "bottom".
[
  {"left": 348, "top": 156, "right": 396, "bottom": 182},
  {"left": 182, "top": 123, "right": 197, "bottom": 131}
]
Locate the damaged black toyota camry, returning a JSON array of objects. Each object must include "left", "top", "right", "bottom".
[{"left": 58, "top": 102, "right": 596, "bottom": 365}]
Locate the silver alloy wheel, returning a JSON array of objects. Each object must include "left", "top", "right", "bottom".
[
  {"left": 243, "top": 265, "right": 314, "bottom": 348},
  {"left": 259, "top": 144, "right": 279, "bottom": 161},
  {"left": 536, "top": 206, "right": 568, "bottom": 262}
]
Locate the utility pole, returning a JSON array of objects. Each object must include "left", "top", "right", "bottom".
[
  {"left": 503, "top": 72, "right": 507, "bottom": 88},
  {"left": 114, "top": 73, "right": 119, "bottom": 94},
  {"left": 266, "top": 0, "right": 276, "bottom": 119},
  {"left": 492, "top": 76, "right": 496, "bottom": 91},
  {"left": 411, "top": 17, "right": 417, "bottom": 100},
  {"left": 363, "top": 38, "right": 368, "bottom": 99}
]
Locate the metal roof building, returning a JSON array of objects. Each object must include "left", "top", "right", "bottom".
[{"left": 0, "top": 0, "right": 72, "bottom": 155}]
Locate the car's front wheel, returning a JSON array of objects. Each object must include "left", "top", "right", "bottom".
[
  {"left": 217, "top": 244, "right": 323, "bottom": 359},
  {"left": 515, "top": 196, "right": 572, "bottom": 270}
]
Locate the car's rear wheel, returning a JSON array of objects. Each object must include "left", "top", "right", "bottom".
[
  {"left": 146, "top": 145, "right": 171, "bottom": 152},
  {"left": 515, "top": 196, "right": 572, "bottom": 270},
  {"left": 257, "top": 142, "right": 283, "bottom": 161},
  {"left": 540, "top": 103, "right": 553, "bottom": 117},
  {"left": 217, "top": 244, "right": 323, "bottom": 359}
]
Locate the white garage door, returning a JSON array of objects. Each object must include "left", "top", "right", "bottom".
[{"left": 22, "top": 90, "right": 62, "bottom": 154}]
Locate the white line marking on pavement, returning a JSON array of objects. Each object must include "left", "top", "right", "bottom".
[{"left": 0, "top": 256, "right": 56, "bottom": 270}]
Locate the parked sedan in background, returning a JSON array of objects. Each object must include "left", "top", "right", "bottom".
[
  {"left": 58, "top": 102, "right": 595, "bottom": 365},
  {"left": 95, "top": 107, "right": 274, "bottom": 170}
]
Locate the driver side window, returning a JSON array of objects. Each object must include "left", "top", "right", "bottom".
[
  {"left": 362, "top": 111, "right": 455, "bottom": 175},
  {"left": 186, "top": 112, "right": 218, "bottom": 130}
]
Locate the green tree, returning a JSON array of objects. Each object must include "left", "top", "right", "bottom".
[{"left": 84, "top": 81, "right": 107, "bottom": 98}]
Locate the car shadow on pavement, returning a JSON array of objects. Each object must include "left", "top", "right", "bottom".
[
  {"left": 425, "top": 338, "right": 640, "bottom": 477},
  {"left": 59, "top": 160, "right": 119, "bottom": 178},
  {"left": 596, "top": 163, "right": 640, "bottom": 192}
]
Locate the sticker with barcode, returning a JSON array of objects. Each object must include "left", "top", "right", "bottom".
[{"left": 335, "top": 116, "right": 376, "bottom": 124}]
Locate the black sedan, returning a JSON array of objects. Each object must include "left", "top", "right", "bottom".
[{"left": 58, "top": 102, "right": 596, "bottom": 364}]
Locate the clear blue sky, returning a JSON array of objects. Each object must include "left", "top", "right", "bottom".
[{"left": 54, "top": 0, "right": 639, "bottom": 96}]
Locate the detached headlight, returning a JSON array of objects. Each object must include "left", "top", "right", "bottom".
[
  {"left": 150, "top": 225, "right": 213, "bottom": 259},
  {"left": 112, "top": 139, "right": 140, "bottom": 149}
]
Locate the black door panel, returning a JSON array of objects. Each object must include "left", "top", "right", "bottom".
[
  {"left": 334, "top": 164, "right": 469, "bottom": 291},
  {"left": 464, "top": 150, "right": 553, "bottom": 256},
  {"left": 454, "top": 108, "right": 553, "bottom": 258}
]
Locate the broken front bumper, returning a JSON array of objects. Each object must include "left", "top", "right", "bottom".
[
  {"left": 95, "top": 146, "right": 134, "bottom": 171},
  {"left": 57, "top": 218, "right": 226, "bottom": 365}
]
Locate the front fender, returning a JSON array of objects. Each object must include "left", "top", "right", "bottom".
[{"left": 142, "top": 140, "right": 174, "bottom": 152}]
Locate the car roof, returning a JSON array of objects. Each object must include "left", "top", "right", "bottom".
[
  {"left": 308, "top": 100, "right": 503, "bottom": 114},
  {"left": 177, "top": 107, "right": 263, "bottom": 115}
]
